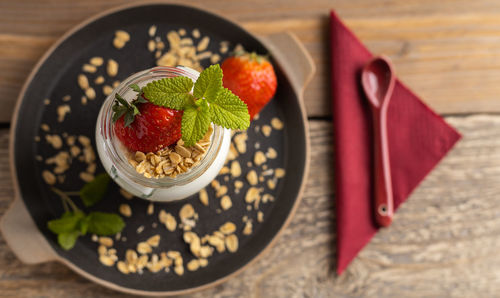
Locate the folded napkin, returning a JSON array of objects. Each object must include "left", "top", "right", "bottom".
[{"left": 330, "top": 10, "right": 462, "bottom": 275}]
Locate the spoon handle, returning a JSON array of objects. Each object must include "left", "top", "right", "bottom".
[{"left": 372, "top": 107, "right": 393, "bottom": 227}]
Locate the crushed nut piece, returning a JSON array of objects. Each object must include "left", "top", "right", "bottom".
[
  {"left": 254, "top": 151, "right": 267, "bottom": 166},
  {"left": 197, "top": 36, "right": 210, "bottom": 52},
  {"left": 147, "top": 235, "right": 161, "bottom": 247},
  {"left": 147, "top": 203, "right": 154, "bottom": 215},
  {"left": 57, "top": 105, "right": 71, "bottom": 122},
  {"left": 271, "top": 117, "right": 284, "bottom": 130},
  {"left": 42, "top": 170, "right": 56, "bottom": 185},
  {"left": 107, "top": 59, "right": 119, "bottom": 77},
  {"left": 220, "top": 195, "right": 232, "bottom": 210},
  {"left": 234, "top": 180, "right": 243, "bottom": 189},
  {"left": 275, "top": 168, "right": 286, "bottom": 178},
  {"left": 99, "top": 237, "right": 113, "bottom": 247},
  {"left": 117, "top": 261, "right": 129, "bottom": 274},
  {"left": 99, "top": 255, "right": 116, "bottom": 266},
  {"left": 210, "top": 53, "right": 220, "bottom": 64},
  {"left": 230, "top": 161, "right": 241, "bottom": 177},
  {"left": 192, "top": 29, "right": 200, "bottom": 38},
  {"left": 267, "top": 179, "right": 276, "bottom": 190},
  {"left": 199, "top": 258, "right": 208, "bottom": 267},
  {"left": 233, "top": 132, "right": 248, "bottom": 154},
  {"left": 245, "top": 187, "right": 262, "bottom": 204},
  {"left": 216, "top": 185, "right": 228, "bottom": 198},
  {"left": 77, "top": 74, "right": 89, "bottom": 90},
  {"left": 243, "top": 220, "right": 253, "bottom": 235},
  {"left": 148, "top": 25, "right": 157, "bottom": 37},
  {"left": 120, "top": 188, "right": 134, "bottom": 199},
  {"left": 85, "top": 87, "right": 96, "bottom": 100},
  {"left": 179, "top": 204, "right": 195, "bottom": 221},
  {"left": 90, "top": 56, "right": 104, "bottom": 66},
  {"left": 119, "top": 204, "right": 132, "bottom": 217},
  {"left": 165, "top": 213, "right": 177, "bottom": 231},
  {"left": 45, "top": 135, "right": 62, "bottom": 149},
  {"left": 82, "top": 64, "right": 97, "bottom": 73},
  {"left": 225, "top": 234, "right": 239, "bottom": 253},
  {"left": 102, "top": 85, "right": 113, "bottom": 96},
  {"left": 174, "top": 265, "right": 184, "bottom": 276},
  {"left": 147, "top": 39, "right": 156, "bottom": 52},
  {"left": 257, "top": 211, "right": 264, "bottom": 222},
  {"left": 137, "top": 242, "right": 152, "bottom": 254},
  {"left": 220, "top": 222, "right": 236, "bottom": 235},
  {"left": 246, "top": 170, "right": 258, "bottom": 185},
  {"left": 199, "top": 188, "right": 209, "bottom": 206},
  {"left": 79, "top": 172, "right": 94, "bottom": 182}
]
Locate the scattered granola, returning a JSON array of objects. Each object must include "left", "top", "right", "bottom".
[{"left": 37, "top": 25, "right": 289, "bottom": 277}]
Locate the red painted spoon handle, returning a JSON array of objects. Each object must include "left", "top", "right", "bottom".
[{"left": 371, "top": 107, "right": 393, "bottom": 227}]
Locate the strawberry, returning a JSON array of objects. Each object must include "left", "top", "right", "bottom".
[
  {"left": 113, "top": 94, "right": 183, "bottom": 152},
  {"left": 221, "top": 52, "right": 277, "bottom": 120}
]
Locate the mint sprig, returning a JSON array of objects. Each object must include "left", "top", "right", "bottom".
[
  {"left": 143, "top": 64, "right": 250, "bottom": 146},
  {"left": 47, "top": 174, "right": 125, "bottom": 250}
]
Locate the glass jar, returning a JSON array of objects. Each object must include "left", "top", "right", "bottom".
[{"left": 95, "top": 66, "right": 231, "bottom": 202}]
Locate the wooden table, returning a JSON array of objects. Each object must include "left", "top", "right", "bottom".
[{"left": 1, "top": 1, "right": 500, "bottom": 296}]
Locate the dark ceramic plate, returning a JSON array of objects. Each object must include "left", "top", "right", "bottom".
[{"left": 4, "top": 3, "right": 313, "bottom": 295}]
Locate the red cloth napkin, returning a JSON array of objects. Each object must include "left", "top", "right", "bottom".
[{"left": 330, "top": 10, "right": 462, "bottom": 275}]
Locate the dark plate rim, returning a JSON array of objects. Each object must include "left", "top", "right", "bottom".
[{"left": 8, "top": 1, "right": 311, "bottom": 296}]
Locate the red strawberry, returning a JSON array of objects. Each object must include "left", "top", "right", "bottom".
[
  {"left": 114, "top": 102, "right": 183, "bottom": 152},
  {"left": 221, "top": 52, "right": 277, "bottom": 120}
]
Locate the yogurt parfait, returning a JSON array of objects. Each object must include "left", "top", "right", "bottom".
[{"left": 96, "top": 65, "right": 250, "bottom": 201}]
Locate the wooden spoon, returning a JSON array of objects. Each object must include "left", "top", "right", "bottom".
[{"left": 361, "top": 56, "right": 395, "bottom": 227}]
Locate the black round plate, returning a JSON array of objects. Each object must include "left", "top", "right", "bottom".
[{"left": 12, "top": 3, "right": 307, "bottom": 295}]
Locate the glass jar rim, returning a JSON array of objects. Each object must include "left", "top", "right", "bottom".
[{"left": 98, "top": 66, "right": 227, "bottom": 188}]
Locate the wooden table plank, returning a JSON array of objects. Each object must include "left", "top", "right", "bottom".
[
  {"left": 2, "top": 0, "right": 500, "bottom": 122},
  {"left": 1, "top": 114, "right": 499, "bottom": 296}
]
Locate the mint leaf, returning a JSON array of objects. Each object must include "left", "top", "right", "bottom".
[
  {"left": 143, "top": 76, "right": 194, "bottom": 110},
  {"left": 87, "top": 212, "right": 125, "bottom": 236},
  {"left": 129, "top": 83, "right": 141, "bottom": 93},
  {"left": 47, "top": 211, "right": 85, "bottom": 234},
  {"left": 194, "top": 64, "right": 223, "bottom": 101},
  {"left": 181, "top": 102, "right": 211, "bottom": 146},
  {"left": 79, "top": 216, "right": 90, "bottom": 235},
  {"left": 209, "top": 88, "right": 250, "bottom": 130},
  {"left": 58, "top": 231, "right": 80, "bottom": 250},
  {"left": 79, "top": 173, "right": 110, "bottom": 207}
]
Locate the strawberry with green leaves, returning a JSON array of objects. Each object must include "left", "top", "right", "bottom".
[
  {"left": 112, "top": 65, "right": 250, "bottom": 152},
  {"left": 221, "top": 51, "right": 277, "bottom": 120}
]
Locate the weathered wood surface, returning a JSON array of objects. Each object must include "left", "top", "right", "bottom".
[
  {"left": 2, "top": 0, "right": 500, "bottom": 122},
  {"left": 1, "top": 115, "right": 499, "bottom": 297}
]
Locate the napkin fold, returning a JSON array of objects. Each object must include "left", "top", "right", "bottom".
[{"left": 330, "top": 11, "right": 462, "bottom": 275}]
